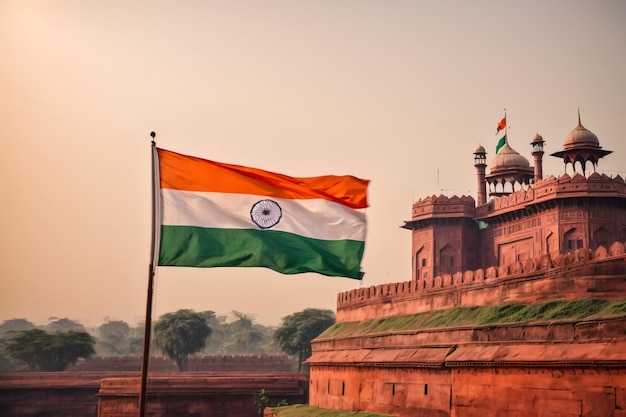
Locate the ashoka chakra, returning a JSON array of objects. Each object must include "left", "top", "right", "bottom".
[{"left": 250, "top": 199, "right": 282, "bottom": 229}]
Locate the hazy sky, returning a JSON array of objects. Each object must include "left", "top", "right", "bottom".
[{"left": 2, "top": 1, "right": 625, "bottom": 327}]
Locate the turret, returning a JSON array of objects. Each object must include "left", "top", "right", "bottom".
[
  {"left": 474, "top": 145, "right": 487, "bottom": 205},
  {"left": 531, "top": 133, "right": 545, "bottom": 183}
]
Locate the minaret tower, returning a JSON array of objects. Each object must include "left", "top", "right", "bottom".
[
  {"left": 474, "top": 145, "right": 487, "bottom": 205},
  {"left": 531, "top": 133, "right": 545, "bottom": 183}
]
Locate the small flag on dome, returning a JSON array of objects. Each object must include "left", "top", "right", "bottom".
[{"left": 496, "top": 134, "right": 507, "bottom": 154}]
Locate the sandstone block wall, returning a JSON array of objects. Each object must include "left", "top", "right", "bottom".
[
  {"left": 308, "top": 365, "right": 626, "bottom": 417},
  {"left": 0, "top": 371, "right": 308, "bottom": 417},
  {"left": 0, "top": 373, "right": 114, "bottom": 417},
  {"left": 337, "top": 242, "right": 626, "bottom": 322},
  {"left": 97, "top": 373, "right": 309, "bottom": 417}
]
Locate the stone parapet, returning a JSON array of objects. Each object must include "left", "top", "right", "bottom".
[
  {"left": 337, "top": 242, "right": 626, "bottom": 322},
  {"left": 97, "top": 372, "right": 309, "bottom": 417},
  {"left": 0, "top": 372, "right": 309, "bottom": 417},
  {"left": 0, "top": 372, "right": 132, "bottom": 417},
  {"left": 475, "top": 172, "right": 626, "bottom": 218},
  {"left": 408, "top": 195, "right": 476, "bottom": 221},
  {"left": 70, "top": 354, "right": 295, "bottom": 372}
]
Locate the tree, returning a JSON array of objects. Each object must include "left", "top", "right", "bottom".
[
  {"left": 153, "top": 309, "right": 212, "bottom": 371},
  {"left": 46, "top": 317, "right": 85, "bottom": 333},
  {"left": 272, "top": 308, "right": 335, "bottom": 371},
  {"left": 4, "top": 329, "right": 95, "bottom": 371},
  {"left": 0, "top": 319, "right": 35, "bottom": 339},
  {"left": 198, "top": 310, "right": 225, "bottom": 354},
  {"left": 222, "top": 311, "right": 265, "bottom": 354},
  {"left": 96, "top": 320, "right": 132, "bottom": 356}
]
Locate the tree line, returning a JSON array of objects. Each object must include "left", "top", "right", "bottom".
[{"left": 0, "top": 308, "right": 335, "bottom": 372}]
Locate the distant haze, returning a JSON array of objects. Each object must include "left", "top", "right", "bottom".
[{"left": 1, "top": 1, "right": 625, "bottom": 327}]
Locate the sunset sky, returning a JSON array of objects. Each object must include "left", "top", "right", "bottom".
[{"left": 2, "top": 0, "right": 625, "bottom": 327}]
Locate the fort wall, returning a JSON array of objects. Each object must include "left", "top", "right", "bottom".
[
  {"left": 70, "top": 354, "right": 295, "bottom": 372},
  {"left": 0, "top": 372, "right": 120, "bottom": 417},
  {"left": 97, "top": 372, "right": 308, "bottom": 417},
  {"left": 309, "top": 303, "right": 626, "bottom": 416},
  {"left": 308, "top": 365, "right": 626, "bottom": 417},
  {"left": 337, "top": 241, "right": 626, "bottom": 322},
  {"left": 0, "top": 371, "right": 308, "bottom": 417}
]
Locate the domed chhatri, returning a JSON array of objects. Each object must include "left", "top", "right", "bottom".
[
  {"left": 484, "top": 139, "right": 534, "bottom": 198},
  {"left": 551, "top": 110, "right": 612, "bottom": 173},
  {"left": 563, "top": 120, "right": 600, "bottom": 149},
  {"left": 489, "top": 142, "right": 531, "bottom": 172}
]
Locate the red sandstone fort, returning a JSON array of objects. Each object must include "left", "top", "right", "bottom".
[
  {"left": 1, "top": 115, "right": 625, "bottom": 417},
  {"left": 306, "top": 115, "right": 626, "bottom": 417}
]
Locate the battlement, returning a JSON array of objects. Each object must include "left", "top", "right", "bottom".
[
  {"left": 476, "top": 172, "right": 626, "bottom": 218},
  {"left": 69, "top": 354, "right": 295, "bottom": 372},
  {"left": 410, "top": 194, "right": 476, "bottom": 220},
  {"left": 337, "top": 241, "right": 626, "bottom": 322}
]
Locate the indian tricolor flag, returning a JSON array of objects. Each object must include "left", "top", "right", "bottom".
[{"left": 156, "top": 148, "right": 369, "bottom": 279}]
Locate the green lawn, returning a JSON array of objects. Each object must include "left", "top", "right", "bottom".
[
  {"left": 319, "top": 298, "right": 626, "bottom": 338},
  {"left": 269, "top": 404, "right": 393, "bottom": 417}
]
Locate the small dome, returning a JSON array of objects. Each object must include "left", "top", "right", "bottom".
[
  {"left": 531, "top": 132, "right": 544, "bottom": 143},
  {"left": 475, "top": 145, "right": 486, "bottom": 154},
  {"left": 489, "top": 142, "right": 531, "bottom": 172},
  {"left": 563, "top": 121, "right": 600, "bottom": 150}
]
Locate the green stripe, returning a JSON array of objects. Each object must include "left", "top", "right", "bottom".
[
  {"left": 159, "top": 226, "right": 365, "bottom": 279},
  {"left": 496, "top": 134, "right": 506, "bottom": 154}
]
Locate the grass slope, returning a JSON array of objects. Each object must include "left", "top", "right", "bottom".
[
  {"left": 270, "top": 404, "right": 393, "bottom": 417},
  {"left": 320, "top": 298, "right": 626, "bottom": 339}
]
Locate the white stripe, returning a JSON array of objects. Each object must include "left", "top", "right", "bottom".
[{"left": 161, "top": 189, "right": 367, "bottom": 241}]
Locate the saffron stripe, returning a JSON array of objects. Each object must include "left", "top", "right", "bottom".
[
  {"left": 157, "top": 148, "right": 369, "bottom": 209},
  {"left": 162, "top": 189, "right": 367, "bottom": 241},
  {"left": 158, "top": 226, "right": 365, "bottom": 279}
]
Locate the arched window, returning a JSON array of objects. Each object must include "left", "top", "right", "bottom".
[
  {"left": 564, "top": 227, "right": 583, "bottom": 252},
  {"left": 414, "top": 246, "right": 424, "bottom": 282},
  {"left": 439, "top": 244, "right": 457, "bottom": 275},
  {"left": 593, "top": 227, "right": 612, "bottom": 251},
  {"left": 546, "top": 231, "right": 557, "bottom": 257}
]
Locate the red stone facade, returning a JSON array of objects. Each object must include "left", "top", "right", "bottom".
[
  {"left": 335, "top": 243, "right": 626, "bottom": 322},
  {"left": 0, "top": 372, "right": 116, "bottom": 417},
  {"left": 97, "top": 373, "right": 308, "bottom": 417},
  {"left": 405, "top": 174, "right": 626, "bottom": 283},
  {"left": 308, "top": 119, "right": 626, "bottom": 416},
  {"left": 0, "top": 371, "right": 308, "bottom": 417}
]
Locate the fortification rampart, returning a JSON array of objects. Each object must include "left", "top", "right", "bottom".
[
  {"left": 410, "top": 195, "right": 476, "bottom": 220},
  {"left": 0, "top": 371, "right": 308, "bottom": 417},
  {"left": 337, "top": 241, "right": 626, "bottom": 322},
  {"left": 98, "top": 372, "right": 308, "bottom": 417},
  {"left": 476, "top": 172, "right": 626, "bottom": 218}
]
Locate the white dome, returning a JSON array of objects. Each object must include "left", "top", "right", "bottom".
[{"left": 489, "top": 142, "right": 531, "bottom": 173}]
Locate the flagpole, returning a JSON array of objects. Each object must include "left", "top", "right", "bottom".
[
  {"left": 504, "top": 108, "right": 507, "bottom": 144},
  {"left": 139, "top": 132, "right": 160, "bottom": 417}
]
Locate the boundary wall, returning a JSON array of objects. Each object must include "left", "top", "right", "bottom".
[
  {"left": 337, "top": 241, "right": 626, "bottom": 322},
  {"left": 0, "top": 371, "right": 308, "bottom": 417},
  {"left": 308, "top": 313, "right": 626, "bottom": 416}
]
